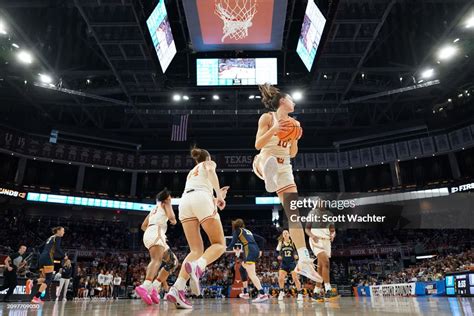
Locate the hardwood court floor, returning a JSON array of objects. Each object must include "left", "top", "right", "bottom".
[{"left": 1, "top": 296, "right": 472, "bottom": 315}]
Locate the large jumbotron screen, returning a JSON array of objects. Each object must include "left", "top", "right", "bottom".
[
  {"left": 196, "top": 58, "right": 278, "bottom": 86},
  {"left": 146, "top": 0, "right": 177, "bottom": 73},
  {"left": 297, "top": 0, "right": 326, "bottom": 71}
]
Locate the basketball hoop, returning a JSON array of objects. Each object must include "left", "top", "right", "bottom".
[{"left": 214, "top": 0, "right": 257, "bottom": 42}]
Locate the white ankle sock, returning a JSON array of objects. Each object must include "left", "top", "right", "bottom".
[
  {"left": 152, "top": 280, "right": 161, "bottom": 291},
  {"left": 196, "top": 257, "right": 207, "bottom": 270},
  {"left": 314, "top": 286, "right": 321, "bottom": 294},
  {"left": 143, "top": 280, "right": 152, "bottom": 292},
  {"left": 174, "top": 277, "right": 187, "bottom": 291},
  {"left": 324, "top": 283, "right": 332, "bottom": 292},
  {"left": 297, "top": 247, "right": 310, "bottom": 260}
]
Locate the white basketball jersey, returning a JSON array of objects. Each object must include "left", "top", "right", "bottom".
[
  {"left": 148, "top": 204, "right": 168, "bottom": 233},
  {"left": 260, "top": 113, "right": 291, "bottom": 161},
  {"left": 184, "top": 162, "right": 213, "bottom": 194}
]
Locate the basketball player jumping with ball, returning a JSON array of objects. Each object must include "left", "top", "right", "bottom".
[{"left": 253, "top": 83, "right": 322, "bottom": 283}]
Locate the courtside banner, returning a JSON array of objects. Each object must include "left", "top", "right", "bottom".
[
  {"left": 333, "top": 246, "right": 404, "bottom": 257},
  {"left": 0, "top": 278, "right": 58, "bottom": 302},
  {"left": 415, "top": 280, "right": 445, "bottom": 296},
  {"left": 357, "top": 286, "right": 371, "bottom": 297},
  {"left": 370, "top": 283, "right": 416, "bottom": 297},
  {"left": 0, "top": 187, "right": 27, "bottom": 199}
]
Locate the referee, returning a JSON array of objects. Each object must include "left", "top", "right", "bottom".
[{"left": 1, "top": 245, "right": 27, "bottom": 302}]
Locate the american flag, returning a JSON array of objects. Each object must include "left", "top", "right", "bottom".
[{"left": 171, "top": 114, "right": 189, "bottom": 142}]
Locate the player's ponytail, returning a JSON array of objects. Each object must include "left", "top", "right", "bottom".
[
  {"left": 52, "top": 226, "right": 64, "bottom": 234},
  {"left": 277, "top": 233, "right": 283, "bottom": 243},
  {"left": 258, "top": 83, "right": 288, "bottom": 111},
  {"left": 190, "top": 146, "right": 210, "bottom": 164},
  {"left": 156, "top": 187, "right": 171, "bottom": 203},
  {"left": 231, "top": 218, "right": 245, "bottom": 231}
]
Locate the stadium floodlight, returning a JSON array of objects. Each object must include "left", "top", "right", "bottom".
[
  {"left": 0, "top": 21, "right": 6, "bottom": 35},
  {"left": 420, "top": 68, "right": 434, "bottom": 79},
  {"left": 17, "top": 50, "right": 33, "bottom": 64},
  {"left": 416, "top": 255, "right": 437, "bottom": 260},
  {"left": 12, "top": 43, "right": 19, "bottom": 48},
  {"left": 291, "top": 91, "right": 303, "bottom": 101},
  {"left": 212, "top": 94, "right": 219, "bottom": 100},
  {"left": 249, "top": 95, "right": 255, "bottom": 99},
  {"left": 465, "top": 15, "right": 474, "bottom": 28},
  {"left": 437, "top": 45, "right": 457, "bottom": 61},
  {"left": 183, "top": 95, "right": 189, "bottom": 101},
  {"left": 39, "top": 73, "right": 53, "bottom": 84},
  {"left": 173, "top": 94, "right": 181, "bottom": 101}
]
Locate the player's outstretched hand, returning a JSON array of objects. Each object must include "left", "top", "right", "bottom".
[
  {"left": 296, "top": 126, "right": 303, "bottom": 140},
  {"left": 220, "top": 186, "right": 230, "bottom": 200},
  {"left": 269, "top": 115, "right": 291, "bottom": 135},
  {"left": 217, "top": 197, "right": 226, "bottom": 211}
]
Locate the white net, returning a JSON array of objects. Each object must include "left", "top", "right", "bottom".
[{"left": 214, "top": 0, "right": 257, "bottom": 42}]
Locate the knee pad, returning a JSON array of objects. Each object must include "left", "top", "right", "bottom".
[
  {"left": 239, "top": 265, "right": 248, "bottom": 282},
  {"left": 45, "top": 273, "right": 53, "bottom": 285}
]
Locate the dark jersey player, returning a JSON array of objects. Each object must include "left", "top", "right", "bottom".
[
  {"left": 31, "top": 226, "right": 66, "bottom": 304},
  {"left": 227, "top": 219, "right": 269, "bottom": 303},
  {"left": 276, "top": 230, "right": 303, "bottom": 301}
]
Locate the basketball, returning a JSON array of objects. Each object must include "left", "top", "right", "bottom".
[{"left": 277, "top": 117, "right": 301, "bottom": 141}]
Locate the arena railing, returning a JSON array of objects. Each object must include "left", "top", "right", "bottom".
[{"left": 0, "top": 122, "right": 473, "bottom": 172}]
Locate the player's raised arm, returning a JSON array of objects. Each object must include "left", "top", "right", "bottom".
[
  {"left": 204, "top": 160, "right": 226, "bottom": 210},
  {"left": 141, "top": 213, "right": 151, "bottom": 231},
  {"left": 226, "top": 228, "right": 241, "bottom": 251},
  {"left": 163, "top": 198, "right": 177, "bottom": 225}
]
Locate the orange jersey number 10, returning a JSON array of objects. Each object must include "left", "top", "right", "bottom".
[{"left": 278, "top": 140, "right": 289, "bottom": 148}]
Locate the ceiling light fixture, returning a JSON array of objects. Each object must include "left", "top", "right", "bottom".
[
  {"left": 17, "top": 51, "right": 33, "bottom": 64},
  {"left": 420, "top": 68, "right": 434, "bottom": 79},
  {"left": 437, "top": 45, "right": 457, "bottom": 61}
]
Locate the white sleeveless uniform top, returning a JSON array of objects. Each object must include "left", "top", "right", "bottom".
[
  {"left": 183, "top": 162, "right": 213, "bottom": 195},
  {"left": 148, "top": 204, "right": 168, "bottom": 234},
  {"left": 260, "top": 113, "right": 291, "bottom": 163}
]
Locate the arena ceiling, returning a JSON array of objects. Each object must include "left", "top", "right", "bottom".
[{"left": 0, "top": 0, "right": 473, "bottom": 150}]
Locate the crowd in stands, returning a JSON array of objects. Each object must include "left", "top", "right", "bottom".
[
  {"left": 333, "top": 229, "right": 473, "bottom": 252},
  {"left": 351, "top": 250, "right": 473, "bottom": 286},
  {"left": 1, "top": 208, "right": 473, "bottom": 299},
  {"left": 0, "top": 209, "right": 132, "bottom": 252}
]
